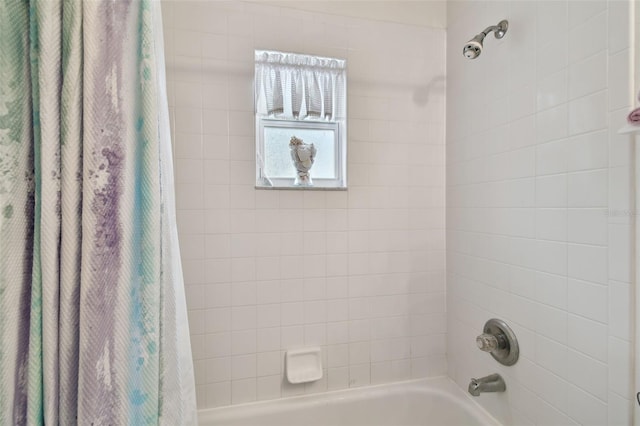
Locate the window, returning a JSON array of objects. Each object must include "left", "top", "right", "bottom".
[{"left": 255, "top": 50, "right": 347, "bottom": 189}]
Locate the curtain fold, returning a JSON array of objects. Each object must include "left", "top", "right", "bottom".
[
  {"left": 0, "top": 0, "right": 196, "bottom": 424},
  {"left": 255, "top": 50, "right": 347, "bottom": 121}
]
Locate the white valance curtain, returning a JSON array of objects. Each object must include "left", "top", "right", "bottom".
[{"left": 255, "top": 50, "right": 346, "bottom": 121}]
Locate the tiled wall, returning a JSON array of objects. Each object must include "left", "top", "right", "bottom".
[
  {"left": 446, "top": 1, "right": 634, "bottom": 424},
  {"left": 162, "top": 1, "right": 446, "bottom": 409}
]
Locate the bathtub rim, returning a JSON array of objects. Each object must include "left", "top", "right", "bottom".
[{"left": 198, "top": 375, "right": 502, "bottom": 425}]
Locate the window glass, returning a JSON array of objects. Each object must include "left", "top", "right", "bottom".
[{"left": 263, "top": 126, "right": 336, "bottom": 179}]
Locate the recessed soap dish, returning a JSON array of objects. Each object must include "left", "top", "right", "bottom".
[{"left": 285, "top": 347, "right": 323, "bottom": 384}]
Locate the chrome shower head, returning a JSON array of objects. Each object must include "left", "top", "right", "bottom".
[
  {"left": 463, "top": 34, "right": 485, "bottom": 59},
  {"left": 463, "top": 20, "right": 508, "bottom": 60}
]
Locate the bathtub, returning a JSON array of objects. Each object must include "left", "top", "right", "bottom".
[{"left": 198, "top": 376, "right": 500, "bottom": 425}]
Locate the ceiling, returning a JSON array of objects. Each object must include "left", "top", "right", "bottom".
[{"left": 252, "top": 1, "right": 447, "bottom": 29}]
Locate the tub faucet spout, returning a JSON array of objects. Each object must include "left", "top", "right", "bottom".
[{"left": 468, "top": 373, "right": 506, "bottom": 396}]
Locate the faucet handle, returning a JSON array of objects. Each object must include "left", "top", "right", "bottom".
[
  {"left": 476, "top": 319, "right": 519, "bottom": 366},
  {"left": 476, "top": 333, "right": 499, "bottom": 352}
]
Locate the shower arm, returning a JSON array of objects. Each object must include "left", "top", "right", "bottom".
[{"left": 479, "top": 20, "right": 508, "bottom": 40}]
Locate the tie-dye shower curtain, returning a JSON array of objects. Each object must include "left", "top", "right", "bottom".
[{"left": 0, "top": 0, "right": 197, "bottom": 424}]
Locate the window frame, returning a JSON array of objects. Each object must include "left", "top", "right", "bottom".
[{"left": 255, "top": 117, "right": 346, "bottom": 189}]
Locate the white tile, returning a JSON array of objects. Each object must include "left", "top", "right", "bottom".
[
  {"left": 231, "top": 329, "right": 256, "bottom": 355},
  {"left": 207, "top": 357, "right": 231, "bottom": 384},
  {"left": 327, "top": 322, "right": 349, "bottom": 345},
  {"left": 175, "top": 81, "right": 203, "bottom": 108},
  {"left": 608, "top": 49, "right": 632, "bottom": 111},
  {"left": 174, "top": 30, "right": 202, "bottom": 57},
  {"left": 533, "top": 366, "right": 568, "bottom": 413},
  {"left": 536, "top": 104, "right": 568, "bottom": 143},
  {"left": 202, "top": 33, "right": 227, "bottom": 59},
  {"left": 328, "top": 344, "right": 349, "bottom": 368},
  {"left": 508, "top": 83, "right": 536, "bottom": 121},
  {"left": 232, "top": 354, "right": 256, "bottom": 380},
  {"left": 537, "top": 69, "right": 568, "bottom": 112},
  {"left": 567, "top": 170, "right": 607, "bottom": 208},
  {"left": 203, "top": 134, "right": 229, "bottom": 159},
  {"left": 202, "top": 109, "right": 228, "bottom": 135},
  {"left": 204, "top": 283, "right": 231, "bottom": 308},
  {"left": 568, "top": 11, "right": 607, "bottom": 63},
  {"left": 568, "top": 51, "right": 606, "bottom": 100},
  {"left": 567, "top": 209, "right": 607, "bottom": 245},
  {"left": 327, "top": 299, "right": 349, "bottom": 322},
  {"left": 567, "top": 314, "right": 607, "bottom": 362},
  {"left": 349, "top": 342, "right": 370, "bottom": 365},
  {"left": 537, "top": 35, "right": 568, "bottom": 80},
  {"left": 177, "top": 208, "right": 205, "bottom": 233},
  {"left": 256, "top": 257, "right": 281, "bottom": 281},
  {"left": 536, "top": 399, "right": 574, "bottom": 426},
  {"left": 231, "top": 378, "right": 257, "bottom": 404},
  {"left": 257, "top": 351, "right": 281, "bottom": 377},
  {"left": 567, "top": 384, "right": 607, "bottom": 426},
  {"left": 608, "top": 224, "right": 632, "bottom": 283},
  {"left": 536, "top": 139, "right": 568, "bottom": 176},
  {"left": 535, "top": 304, "right": 567, "bottom": 344},
  {"left": 536, "top": 1, "right": 567, "bottom": 48},
  {"left": 567, "top": 349, "right": 607, "bottom": 401},
  {"left": 205, "top": 332, "right": 231, "bottom": 358},
  {"left": 175, "top": 107, "right": 203, "bottom": 135},
  {"left": 568, "top": 91, "right": 607, "bottom": 136},
  {"left": 202, "top": 83, "right": 229, "bottom": 110},
  {"left": 281, "top": 302, "right": 304, "bottom": 326},
  {"left": 174, "top": 132, "right": 203, "bottom": 159},
  {"left": 205, "top": 259, "right": 231, "bottom": 284},
  {"left": 608, "top": 0, "right": 631, "bottom": 53},
  {"left": 566, "top": 130, "right": 608, "bottom": 172},
  {"left": 304, "top": 301, "right": 327, "bottom": 324},
  {"left": 535, "top": 335, "right": 568, "bottom": 378},
  {"left": 231, "top": 258, "right": 255, "bottom": 282},
  {"left": 257, "top": 327, "right": 280, "bottom": 352},
  {"left": 206, "top": 382, "right": 231, "bottom": 408},
  {"left": 228, "top": 111, "right": 254, "bottom": 137},
  {"left": 257, "top": 304, "right": 280, "bottom": 329},
  {"left": 256, "top": 280, "right": 280, "bottom": 305},
  {"left": 227, "top": 36, "right": 254, "bottom": 63},
  {"left": 608, "top": 337, "right": 631, "bottom": 397},
  {"left": 536, "top": 175, "right": 567, "bottom": 208},
  {"left": 371, "top": 362, "right": 393, "bottom": 384},
  {"left": 536, "top": 208, "right": 567, "bottom": 242},
  {"left": 609, "top": 281, "right": 631, "bottom": 340},
  {"left": 348, "top": 364, "right": 370, "bottom": 388},
  {"left": 608, "top": 166, "right": 632, "bottom": 223},
  {"left": 607, "top": 391, "right": 632, "bottom": 426},
  {"left": 535, "top": 272, "right": 567, "bottom": 310},
  {"left": 567, "top": 243, "right": 607, "bottom": 285},
  {"left": 535, "top": 240, "right": 567, "bottom": 276},
  {"left": 568, "top": 278, "right": 607, "bottom": 323},
  {"left": 231, "top": 282, "right": 256, "bottom": 306},
  {"left": 327, "top": 367, "right": 349, "bottom": 390},
  {"left": 568, "top": 0, "right": 606, "bottom": 29},
  {"left": 205, "top": 307, "right": 231, "bottom": 334},
  {"left": 188, "top": 309, "right": 205, "bottom": 335},
  {"left": 257, "top": 375, "right": 281, "bottom": 401}
]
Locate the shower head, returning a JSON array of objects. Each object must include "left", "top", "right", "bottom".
[
  {"left": 463, "top": 34, "right": 485, "bottom": 59},
  {"left": 463, "top": 20, "right": 508, "bottom": 60}
]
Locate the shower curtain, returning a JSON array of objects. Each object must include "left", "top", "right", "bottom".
[{"left": 0, "top": 0, "right": 197, "bottom": 424}]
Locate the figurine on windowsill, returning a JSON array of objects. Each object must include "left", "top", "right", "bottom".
[{"left": 289, "top": 136, "right": 316, "bottom": 186}]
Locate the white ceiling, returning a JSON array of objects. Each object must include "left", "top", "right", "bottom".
[{"left": 252, "top": 1, "right": 447, "bottom": 29}]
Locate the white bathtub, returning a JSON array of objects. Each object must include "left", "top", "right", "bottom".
[{"left": 198, "top": 377, "right": 501, "bottom": 426}]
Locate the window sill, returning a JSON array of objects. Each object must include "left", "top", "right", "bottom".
[{"left": 255, "top": 185, "right": 348, "bottom": 191}]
